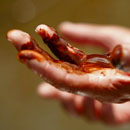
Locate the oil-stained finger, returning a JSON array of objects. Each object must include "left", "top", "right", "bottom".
[
  {"left": 35, "top": 24, "right": 87, "bottom": 65},
  {"left": 6, "top": 29, "right": 53, "bottom": 60}
]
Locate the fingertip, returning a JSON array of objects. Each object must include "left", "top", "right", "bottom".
[
  {"left": 6, "top": 29, "right": 31, "bottom": 50},
  {"left": 35, "top": 24, "right": 56, "bottom": 38},
  {"left": 58, "top": 21, "right": 87, "bottom": 32},
  {"left": 58, "top": 21, "right": 75, "bottom": 33},
  {"left": 37, "top": 82, "right": 59, "bottom": 99}
]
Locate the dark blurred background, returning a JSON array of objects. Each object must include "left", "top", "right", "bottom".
[{"left": 1, "top": 0, "right": 130, "bottom": 130}]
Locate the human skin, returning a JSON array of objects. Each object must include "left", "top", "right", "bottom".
[{"left": 7, "top": 22, "right": 130, "bottom": 125}]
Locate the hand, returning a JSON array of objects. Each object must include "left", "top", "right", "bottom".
[{"left": 6, "top": 22, "right": 130, "bottom": 125}]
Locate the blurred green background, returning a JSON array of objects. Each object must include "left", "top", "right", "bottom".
[{"left": 1, "top": 0, "right": 130, "bottom": 130}]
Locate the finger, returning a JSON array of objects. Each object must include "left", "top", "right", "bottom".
[
  {"left": 7, "top": 30, "right": 32, "bottom": 51},
  {"left": 83, "top": 98, "right": 98, "bottom": 121},
  {"left": 38, "top": 82, "right": 62, "bottom": 99},
  {"left": 38, "top": 82, "right": 75, "bottom": 100},
  {"left": 58, "top": 22, "right": 130, "bottom": 51},
  {"left": 108, "top": 45, "right": 123, "bottom": 68},
  {"left": 100, "top": 102, "right": 130, "bottom": 125},
  {"left": 6, "top": 30, "right": 53, "bottom": 60},
  {"left": 111, "top": 102, "right": 130, "bottom": 125},
  {"left": 35, "top": 24, "right": 87, "bottom": 65}
]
